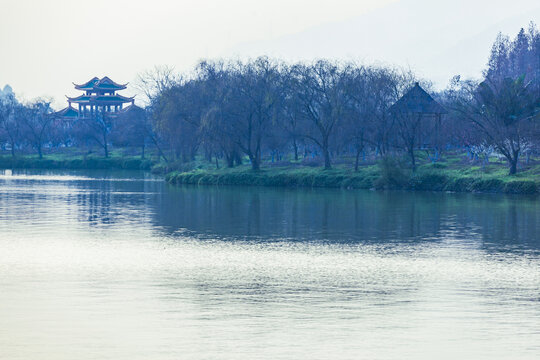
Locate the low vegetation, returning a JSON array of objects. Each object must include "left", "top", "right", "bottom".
[
  {"left": 163, "top": 152, "right": 540, "bottom": 194},
  {"left": 0, "top": 151, "right": 154, "bottom": 170}
]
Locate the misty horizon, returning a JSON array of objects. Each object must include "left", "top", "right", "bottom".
[{"left": 1, "top": 0, "right": 538, "bottom": 108}]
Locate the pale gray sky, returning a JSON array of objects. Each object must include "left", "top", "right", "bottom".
[{"left": 0, "top": 0, "right": 538, "bottom": 108}]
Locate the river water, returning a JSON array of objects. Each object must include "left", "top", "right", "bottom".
[{"left": 0, "top": 169, "right": 539, "bottom": 360}]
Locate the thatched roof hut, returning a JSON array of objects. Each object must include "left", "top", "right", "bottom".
[{"left": 390, "top": 82, "right": 447, "bottom": 115}]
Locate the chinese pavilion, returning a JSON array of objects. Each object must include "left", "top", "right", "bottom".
[{"left": 55, "top": 76, "right": 135, "bottom": 119}]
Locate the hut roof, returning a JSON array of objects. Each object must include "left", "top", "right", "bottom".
[
  {"left": 53, "top": 105, "right": 79, "bottom": 118},
  {"left": 117, "top": 104, "right": 143, "bottom": 114},
  {"left": 390, "top": 83, "right": 447, "bottom": 115}
]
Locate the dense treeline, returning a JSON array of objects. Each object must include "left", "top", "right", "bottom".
[
  {"left": 1, "top": 23, "right": 538, "bottom": 175},
  {"left": 0, "top": 92, "right": 150, "bottom": 160},
  {"left": 149, "top": 59, "right": 419, "bottom": 171}
]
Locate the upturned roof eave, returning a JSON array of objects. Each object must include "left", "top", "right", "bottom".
[{"left": 73, "top": 76, "right": 128, "bottom": 91}]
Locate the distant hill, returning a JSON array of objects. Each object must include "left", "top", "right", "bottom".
[
  {"left": 0, "top": 85, "right": 14, "bottom": 99},
  {"left": 229, "top": 0, "right": 540, "bottom": 88}
]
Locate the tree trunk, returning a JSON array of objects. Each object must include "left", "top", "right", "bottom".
[
  {"left": 250, "top": 154, "right": 260, "bottom": 171},
  {"left": 509, "top": 158, "right": 518, "bottom": 175},
  {"left": 322, "top": 137, "right": 331, "bottom": 170},
  {"left": 234, "top": 152, "right": 242, "bottom": 166},
  {"left": 10, "top": 141, "right": 15, "bottom": 158},
  {"left": 354, "top": 148, "right": 361, "bottom": 172},
  {"left": 226, "top": 153, "right": 234, "bottom": 168},
  {"left": 151, "top": 135, "right": 167, "bottom": 163},
  {"left": 410, "top": 148, "right": 416, "bottom": 172},
  {"left": 104, "top": 143, "right": 109, "bottom": 158},
  {"left": 141, "top": 145, "right": 145, "bottom": 159},
  {"left": 158, "top": 148, "right": 168, "bottom": 163},
  {"left": 293, "top": 138, "right": 299, "bottom": 161},
  {"left": 506, "top": 148, "right": 520, "bottom": 175},
  {"left": 37, "top": 144, "right": 43, "bottom": 159},
  {"left": 323, "top": 148, "right": 331, "bottom": 170}
]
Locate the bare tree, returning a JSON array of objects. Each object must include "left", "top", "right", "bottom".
[
  {"left": 198, "top": 60, "right": 241, "bottom": 168},
  {"left": 197, "top": 58, "right": 284, "bottom": 170},
  {"left": 135, "top": 65, "right": 180, "bottom": 105},
  {"left": 280, "top": 67, "right": 306, "bottom": 161},
  {"left": 232, "top": 57, "right": 284, "bottom": 170},
  {"left": 112, "top": 106, "right": 151, "bottom": 159},
  {"left": 344, "top": 65, "right": 373, "bottom": 171},
  {"left": 20, "top": 99, "right": 54, "bottom": 159},
  {"left": 72, "top": 110, "right": 114, "bottom": 157},
  {"left": 0, "top": 93, "right": 21, "bottom": 157},
  {"left": 362, "top": 67, "right": 402, "bottom": 156},
  {"left": 292, "top": 60, "right": 351, "bottom": 169},
  {"left": 151, "top": 79, "right": 203, "bottom": 162},
  {"left": 453, "top": 76, "right": 539, "bottom": 175}
]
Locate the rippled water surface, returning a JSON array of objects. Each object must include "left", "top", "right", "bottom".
[{"left": 0, "top": 169, "right": 539, "bottom": 360}]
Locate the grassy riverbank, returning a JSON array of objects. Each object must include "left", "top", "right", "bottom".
[
  {"left": 2, "top": 151, "right": 539, "bottom": 194},
  {"left": 0, "top": 154, "right": 154, "bottom": 170},
  {"left": 165, "top": 158, "right": 540, "bottom": 195}
]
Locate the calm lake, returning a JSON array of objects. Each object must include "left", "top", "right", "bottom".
[{"left": 0, "top": 169, "right": 539, "bottom": 360}]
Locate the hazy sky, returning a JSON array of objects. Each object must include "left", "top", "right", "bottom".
[{"left": 0, "top": 0, "right": 538, "bottom": 108}]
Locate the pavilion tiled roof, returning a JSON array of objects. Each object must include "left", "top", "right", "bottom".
[
  {"left": 74, "top": 76, "right": 127, "bottom": 91},
  {"left": 390, "top": 83, "right": 447, "bottom": 115},
  {"left": 67, "top": 94, "right": 134, "bottom": 104},
  {"left": 117, "top": 104, "right": 143, "bottom": 113},
  {"left": 53, "top": 105, "right": 79, "bottom": 118}
]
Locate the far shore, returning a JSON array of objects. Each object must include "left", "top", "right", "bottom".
[
  {"left": 0, "top": 153, "right": 153, "bottom": 171},
  {"left": 165, "top": 166, "right": 539, "bottom": 195},
  {"left": 1, "top": 152, "right": 539, "bottom": 195}
]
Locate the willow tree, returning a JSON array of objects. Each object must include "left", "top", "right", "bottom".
[{"left": 291, "top": 60, "right": 351, "bottom": 170}]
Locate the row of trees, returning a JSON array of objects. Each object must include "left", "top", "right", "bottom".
[
  {"left": 1, "top": 23, "right": 538, "bottom": 174},
  {"left": 148, "top": 59, "right": 425, "bottom": 170},
  {"left": 0, "top": 95, "right": 56, "bottom": 159},
  {"left": 147, "top": 23, "right": 539, "bottom": 174},
  {"left": 0, "top": 93, "right": 150, "bottom": 160}
]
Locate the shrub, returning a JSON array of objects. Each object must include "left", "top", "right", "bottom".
[
  {"left": 410, "top": 172, "right": 448, "bottom": 191},
  {"left": 122, "top": 158, "right": 142, "bottom": 170},
  {"left": 374, "top": 156, "right": 409, "bottom": 190},
  {"left": 300, "top": 158, "right": 323, "bottom": 167},
  {"left": 431, "top": 162, "right": 447, "bottom": 169},
  {"left": 151, "top": 163, "right": 168, "bottom": 174},
  {"left": 504, "top": 180, "right": 537, "bottom": 194},
  {"left": 446, "top": 177, "right": 475, "bottom": 192},
  {"left": 471, "top": 178, "right": 504, "bottom": 193}
]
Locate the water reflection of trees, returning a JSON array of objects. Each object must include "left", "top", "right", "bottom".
[
  {"left": 152, "top": 185, "right": 540, "bottom": 249},
  {"left": 76, "top": 184, "right": 113, "bottom": 225},
  {"left": 74, "top": 174, "right": 162, "bottom": 226}
]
